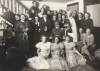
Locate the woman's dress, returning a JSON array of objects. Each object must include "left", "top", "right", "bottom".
[
  {"left": 27, "top": 42, "right": 51, "bottom": 70},
  {"left": 63, "top": 42, "right": 98, "bottom": 71},
  {"left": 15, "top": 21, "right": 30, "bottom": 54},
  {"left": 63, "top": 42, "right": 86, "bottom": 68},
  {"left": 47, "top": 43, "right": 69, "bottom": 71},
  {"left": 68, "top": 17, "right": 78, "bottom": 42}
]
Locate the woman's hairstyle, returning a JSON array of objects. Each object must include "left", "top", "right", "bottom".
[
  {"left": 85, "top": 28, "right": 91, "bottom": 32},
  {"left": 62, "top": 14, "right": 66, "bottom": 18},
  {"left": 54, "top": 35, "right": 60, "bottom": 42},
  {"left": 65, "top": 35, "right": 71, "bottom": 41},
  {"left": 59, "top": 9, "right": 63, "bottom": 12},
  {"left": 78, "top": 12, "right": 84, "bottom": 18},
  {"left": 40, "top": 35, "right": 47, "bottom": 40},
  {"left": 54, "top": 20, "right": 59, "bottom": 25},
  {"left": 15, "top": 14, "right": 20, "bottom": 17},
  {"left": 85, "top": 12, "right": 91, "bottom": 18},
  {"left": 20, "top": 14, "right": 26, "bottom": 20}
]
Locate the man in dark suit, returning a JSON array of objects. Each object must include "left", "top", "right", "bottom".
[{"left": 39, "top": 12, "right": 52, "bottom": 38}]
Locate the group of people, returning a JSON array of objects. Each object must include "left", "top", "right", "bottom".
[{"left": 10, "top": 1, "right": 98, "bottom": 71}]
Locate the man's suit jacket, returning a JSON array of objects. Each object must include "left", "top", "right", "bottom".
[{"left": 39, "top": 18, "right": 52, "bottom": 37}]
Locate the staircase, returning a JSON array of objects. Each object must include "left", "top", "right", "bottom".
[{"left": 0, "top": 0, "right": 29, "bottom": 46}]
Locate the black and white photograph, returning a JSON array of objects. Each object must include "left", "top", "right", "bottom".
[{"left": 0, "top": 0, "right": 100, "bottom": 71}]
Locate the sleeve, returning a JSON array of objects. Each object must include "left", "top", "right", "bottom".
[
  {"left": 39, "top": 19, "right": 44, "bottom": 30},
  {"left": 35, "top": 42, "right": 41, "bottom": 49}
]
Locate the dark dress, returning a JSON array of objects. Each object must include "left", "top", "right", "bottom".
[
  {"left": 15, "top": 21, "right": 30, "bottom": 54},
  {"left": 61, "top": 19, "right": 67, "bottom": 28},
  {"left": 52, "top": 20, "right": 56, "bottom": 28},
  {"left": 13, "top": 20, "right": 20, "bottom": 47},
  {"left": 78, "top": 19, "right": 84, "bottom": 28},
  {"left": 27, "top": 19, "right": 34, "bottom": 47},
  {"left": 83, "top": 18, "right": 93, "bottom": 30},
  {"left": 39, "top": 18, "right": 52, "bottom": 38},
  {"left": 33, "top": 22, "right": 41, "bottom": 45}
]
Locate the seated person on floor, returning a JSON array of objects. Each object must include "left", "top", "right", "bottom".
[
  {"left": 27, "top": 35, "right": 51, "bottom": 70},
  {"left": 62, "top": 35, "right": 86, "bottom": 68},
  {"left": 47, "top": 36, "right": 69, "bottom": 71}
]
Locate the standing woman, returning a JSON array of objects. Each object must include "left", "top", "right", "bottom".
[
  {"left": 13, "top": 14, "right": 20, "bottom": 47},
  {"left": 13, "top": 14, "right": 20, "bottom": 31},
  {"left": 25, "top": 12, "right": 34, "bottom": 50},
  {"left": 52, "top": 15, "right": 57, "bottom": 28},
  {"left": 66, "top": 11, "right": 78, "bottom": 42},
  {"left": 61, "top": 14, "right": 67, "bottom": 28},
  {"left": 15, "top": 14, "right": 30, "bottom": 56},
  {"left": 78, "top": 13, "right": 84, "bottom": 29},
  {"left": 84, "top": 12, "right": 93, "bottom": 30},
  {"left": 33, "top": 15, "right": 41, "bottom": 46}
]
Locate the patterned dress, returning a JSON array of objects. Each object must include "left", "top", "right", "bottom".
[
  {"left": 27, "top": 42, "right": 51, "bottom": 70},
  {"left": 47, "top": 43, "right": 69, "bottom": 71},
  {"left": 63, "top": 42, "right": 86, "bottom": 68}
]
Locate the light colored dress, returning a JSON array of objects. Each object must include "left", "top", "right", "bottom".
[
  {"left": 82, "top": 34, "right": 96, "bottom": 54},
  {"left": 47, "top": 43, "right": 69, "bottom": 71},
  {"left": 68, "top": 17, "right": 78, "bottom": 42},
  {"left": 27, "top": 42, "right": 51, "bottom": 70},
  {"left": 63, "top": 42, "right": 86, "bottom": 68}
]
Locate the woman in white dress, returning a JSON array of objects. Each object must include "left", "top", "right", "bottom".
[
  {"left": 63, "top": 35, "right": 86, "bottom": 68},
  {"left": 27, "top": 35, "right": 51, "bottom": 70},
  {"left": 66, "top": 11, "right": 78, "bottom": 42}
]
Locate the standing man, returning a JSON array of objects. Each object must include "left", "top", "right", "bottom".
[{"left": 39, "top": 12, "right": 52, "bottom": 39}]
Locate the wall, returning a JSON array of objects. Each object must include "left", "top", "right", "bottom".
[
  {"left": 64, "top": 0, "right": 84, "bottom": 13},
  {"left": 21, "top": 0, "right": 84, "bottom": 12}
]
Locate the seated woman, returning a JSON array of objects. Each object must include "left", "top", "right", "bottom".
[
  {"left": 81, "top": 28, "right": 96, "bottom": 60},
  {"left": 76, "top": 28, "right": 85, "bottom": 52},
  {"left": 47, "top": 36, "right": 69, "bottom": 71},
  {"left": 63, "top": 35, "right": 86, "bottom": 68},
  {"left": 50, "top": 21, "right": 63, "bottom": 41},
  {"left": 27, "top": 35, "right": 51, "bottom": 70}
]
